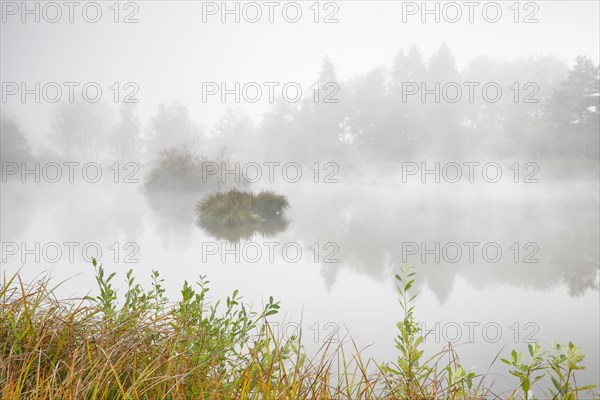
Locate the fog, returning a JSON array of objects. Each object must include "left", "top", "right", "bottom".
[{"left": 1, "top": 0, "right": 599, "bottom": 394}]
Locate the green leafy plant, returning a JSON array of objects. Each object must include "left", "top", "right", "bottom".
[
  {"left": 383, "top": 265, "right": 433, "bottom": 399},
  {"left": 502, "top": 343, "right": 546, "bottom": 399},
  {"left": 548, "top": 342, "right": 596, "bottom": 400}
]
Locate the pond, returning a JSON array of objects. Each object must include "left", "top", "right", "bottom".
[{"left": 1, "top": 170, "right": 598, "bottom": 392}]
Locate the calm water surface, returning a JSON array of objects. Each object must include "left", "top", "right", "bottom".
[{"left": 2, "top": 173, "right": 598, "bottom": 392}]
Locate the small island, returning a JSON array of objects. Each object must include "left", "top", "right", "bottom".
[{"left": 195, "top": 189, "right": 289, "bottom": 241}]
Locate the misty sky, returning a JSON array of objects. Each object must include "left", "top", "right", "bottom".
[{"left": 1, "top": 1, "right": 599, "bottom": 151}]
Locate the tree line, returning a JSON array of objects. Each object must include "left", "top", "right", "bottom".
[{"left": 2, "top": 43, "right": 598, "bottom": 178}]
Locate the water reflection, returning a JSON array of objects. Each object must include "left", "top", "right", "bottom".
[
  {"left": 196, "top": 214, "right": 289, "bottom": 242},
  {"left": 1, "top": 181, "right": 144, "bottom": 244},
  {"left": 143, "top": 189, "right": 199, "bottom": 250},
  {"left": 280, "top": 181, "right": 600, "bottom": 301},
  {"left": 1, "top": 179, "right": 598, "bottom": 300}
]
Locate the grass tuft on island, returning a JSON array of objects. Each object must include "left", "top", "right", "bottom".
[
  {"left": 196, "top": 189, "right": 289, "bottom": 226},
  {"left": 195, "top": 189, "right": 289, "bottom": 241},
  {"left": 1, "top": 261, "right": 597, "bottom": 399}
]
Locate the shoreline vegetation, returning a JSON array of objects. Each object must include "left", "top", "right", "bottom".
[{"left": 1, "top": 262, "right": 597, "bottom": 399}]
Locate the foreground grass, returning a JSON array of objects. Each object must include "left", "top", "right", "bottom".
[{"left": 1, "top": 262, "right": 597, "bottom": 400}]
